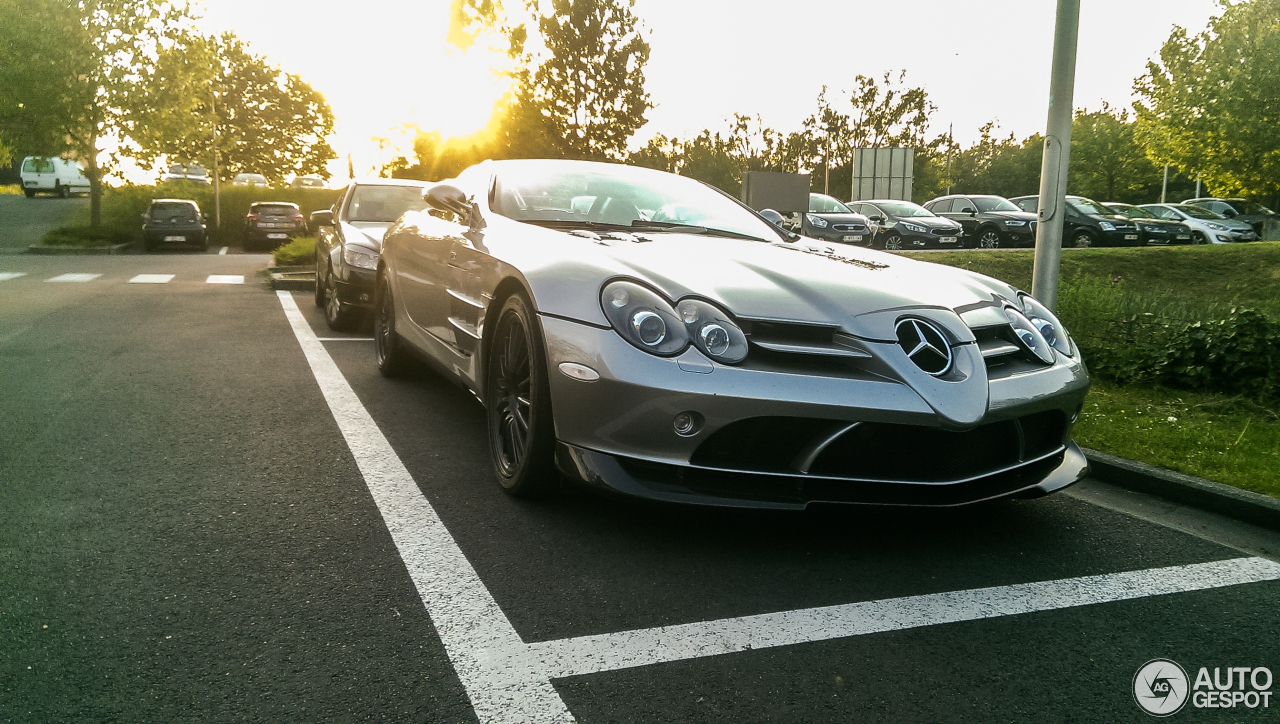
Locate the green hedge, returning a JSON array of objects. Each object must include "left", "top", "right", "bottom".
[
  {"left": 82, "top": 183, "right": 341, "bottom": 245},
  {"left": 41, "top": 225, "right": 133, "bottom": 247}
]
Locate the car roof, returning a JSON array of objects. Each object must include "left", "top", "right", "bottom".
[
  {"left": 349, "top": 177, "right": 432, "bottom": 187},
  {"left": 150, "top": 198, "right": 198, "bottom": 205},
  {"left": 250, "top": 201, "right": 299, "bottom": 208}
]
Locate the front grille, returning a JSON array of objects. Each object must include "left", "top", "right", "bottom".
[
  {"left": 930, "top": 228, "right": 959, "bottom": 236},
  {"left": 832, "top": 223, "right": 868, "bottom": 232},
  {"left": 690, "top": 410, "right": 1067, "bottom": 484}
]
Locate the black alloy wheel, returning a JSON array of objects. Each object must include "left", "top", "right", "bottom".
[
  {"left": 1192, "top": 230, "right": 1208, "bottom": 245},
  {"left": 373, "top": 273, "right": 416, "bottom": 377},
  {"left": 485, "top": 292, "right": 557, "bottom": 496},
  {"left": 977, "top": 228, "right": 1002, "bottom": 249},
  {"left": 323, "top": 265, "right": 360, "bottom": 331},
  {"left": 313, "top": 252, "right": 326, "bottom": 307},
  {"left": 1070, "top": 231, "right": 1094, "bottom": 248},
  {"left": 880, "top": 234, "right": 903, "bottom": 251}
]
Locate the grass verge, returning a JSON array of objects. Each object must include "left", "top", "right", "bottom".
[
  {"left": 0, "top": 183, "right": 24, "bottom": 195},
  {"left": 41, "top": 225, "right": 132, "bottom": 247},
  {"left": 272, "top": 236, "right": 314, "bottom": 267},
  {"left": 906, "top": 244, "right": 1280, "bottom": 496}
]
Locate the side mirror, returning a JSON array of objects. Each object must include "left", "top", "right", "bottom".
[
  {"left": 759, "top": 208, "right": 785, "bottom": 226},
  {"left": 424, "top": 184, "right": 470, "bottom": 217},
  {"left": 1223, "top": 208, "right": 1237, "bottom": 217},
  {"left": 869, "top": 215, "right": 885, "bottom": 224},
  {"left": 310, "top": 210, "right": 334, "bottom": 227}
]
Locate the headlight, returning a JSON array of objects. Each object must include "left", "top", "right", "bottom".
[
  {"left": 342, "top": 245, "right": 378, "bottom": 270},
  {"left": 806, "top": 214, "right": 829, "bottom": 228},
  {"left": 1099, "top": 221, "right": 1116, "bottom": 231},
  {"left": 1019, "top": 293, "right": 1073, "bottom": 357},
  {"left": 1205, "top": 222, "right": 1227, "bottom": 231},
  {"left": 600, "top": 280, "right": 747, "bottom": 363},
  {"left": 1004, "top": 220, "right": 1027, "bottom": 227},
  {"left": 903, "top": 223, "right": 927, "bottom": 233},
  {"left": 1004, "top": 306, "right": 1055, "bottom": 364}
]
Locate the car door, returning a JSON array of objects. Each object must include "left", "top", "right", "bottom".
[
  {"left": 950, "top": 197, "right": 981, "bottom": 236},
  {"left": 396, "top": 204, "right": 467, "bottom": 346}
]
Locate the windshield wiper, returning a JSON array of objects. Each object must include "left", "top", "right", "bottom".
[{"left": 629, "top": 220, "right": 768, "bottom": 241}]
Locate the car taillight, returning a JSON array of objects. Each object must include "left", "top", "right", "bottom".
[{"left": 247, "top": 213, "right": 260, "bottom": 220}]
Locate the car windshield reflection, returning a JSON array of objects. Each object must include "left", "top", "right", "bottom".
[{"left": 349, "top": 185, "right": 429, "bottom": 223}]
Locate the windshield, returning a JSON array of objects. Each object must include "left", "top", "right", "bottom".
[
  {"left": 1068, "top": 197, "right": 1110, "bottom": 216},
  {"left": 972, "top": 197, "right": 1019, "bottom": 212},
  {"left": 348, "top": 185, "right": 428, "bottom": 223},
  {"left": 808, "top": 194, "right": 852, "bottom": 214},
  {"left": 491, "top": 161, "right": 784, "bottom": 242},
  {"left": 876, "top": 200, "right": 932, "bottom": 218},
  {"left": 1179, "top": 204, "right": 1226, "bottom": 220},
  {"left": 150, "top": 202, "right": 197, "bottom": 219},
  {"left": 1108, "top": 204, "right": 1153, "bottom": 219},
  {"left": 1232, "top": 200, "right": 1274, "bottom": 215}
]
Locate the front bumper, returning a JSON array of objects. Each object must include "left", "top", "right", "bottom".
[
  {"left": 1099, "top": 228, "right": 1141, "bottom": 246},
  {"left": 807, "top": 226, "right": 871, "bottom": 245},
  {"left": 542, "top": 315, "right": 1090, "bottom": 509},
  {"left": 333, "top": 265, "right": 376, "bottom": 309},
  {"left": 1139, "top": 227, "right": 1192, "bottom": 245}
]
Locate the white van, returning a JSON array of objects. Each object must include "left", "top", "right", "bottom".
[{"left": 20, "top": 156, "right": 90, "bottom": 198}]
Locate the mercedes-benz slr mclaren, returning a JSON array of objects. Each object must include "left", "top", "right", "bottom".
[{"left": 375, "top": 159, "right": 1090, "bottom": 509}]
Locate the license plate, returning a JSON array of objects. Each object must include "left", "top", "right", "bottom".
[
  {"left": 163, "top": 235, "right": 185, "bottom": 241},
  {"left": 267, "top": 233, "right": 288, "bottom": 239},
  {"left": 842, "top": 235, "right": 863, "bottom": 242},
  {"left": 939, "top": 237, "right": 958, "bottom": 243},
  {"left": 1176, "top": 235, "right": 1190, "bottom": 240},
  {"left": 261, "top": 223, "right": 281, "bottom": 228},
  {"left": 1124, "top": 234, "right": 1138, "bottom": 240}
]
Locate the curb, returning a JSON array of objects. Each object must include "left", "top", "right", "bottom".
[
  {"left": 1082, "top": 447, "right": 1280, "bottom": 532},
  {"left": 27, "top": 242, "right": 134, "bottom": 255},
  {"left": 271, "top": 271, "right": 315, "bottom": 291}
]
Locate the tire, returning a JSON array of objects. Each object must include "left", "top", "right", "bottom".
[
  {"left": 373, "top": 272, "right": 417, "bottom": 377},
  {"left": 57, "top": 183, "right": 70, "bottom": 199},
  {"left": 976, "top": 228, "right": 1002, "bottom": 249},
  {"left": 323, "top": 265, "right": 361, "bottom": 331},
  {"left": 485, "top": 292, "right": 558, "bottom": 497},
  {"left": 1191, "top": 231, "right": 1208, "bottom": 245},
  {"left": 23, "top": 188, "right": 35, "bottom": 198},
  {"left": 880, "top": 234, "right": 903, "bottom": 251},
  {"left": 1069, "top": 231, "right": 1094, "bottom": 248},
  {"left": 313, "top": 257, "right": 326, "bottom": 307}
]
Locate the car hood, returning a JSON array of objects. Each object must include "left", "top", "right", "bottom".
[
  {"left": 809, "top": 212, "right": 869, "bottom": 224},
  {"left": 983, "top": 210, "right": 1037, "bottom": 222},
  {"left": 893, "top": 216, "right": 960, "bottom": 229},
  {"left": 342, "top": 222, "right": 392, "bottom": 251},
  {"left": 587, "top": 234, "right": 1017, "bottom": 343}
]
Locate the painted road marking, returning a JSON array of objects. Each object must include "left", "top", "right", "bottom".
[
  {"left": 218, "top": 247, "right": 228, "bottom": 255},
  {"left": 277, "top": 290, "right": 1280, "bottom": 724},
  {"left": 316, "top": 337, "right": 375, "bottom": 342},
  {"left": 206, "top": 275, "right": 244, "bottom": 284},
  {"left": 129, "top": 274, "right": 175, "bottom": 284},
  {"left": 0, "top": 272, "right": 27, "bottom": 282},
  {"left": 46, "top": 273, "right": 101, "bottom": 283}
]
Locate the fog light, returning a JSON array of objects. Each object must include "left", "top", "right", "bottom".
[{"left": 673, "top": 411, "right": 704, "bottom": 437}]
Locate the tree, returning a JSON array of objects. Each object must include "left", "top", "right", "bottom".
[
  {"left": 130, "top": 33, "right": 335, "bottom": 184},
  {"left": 1069, "top": 104, "right": 1161, "bottom": 203},
  {"left": 494, "top": 0, "right": 652, "bottom": 160},
  {"left": 948, "top": 122, "right": 1042, "bottom": 198},
  {"left": 0, "top": 0, "right": 195, "bottom": 226},
  {"left": 1134, "top": 0, "right": 1280, "bottom": 201}
]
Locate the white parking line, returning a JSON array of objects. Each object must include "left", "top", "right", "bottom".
[
  {"left": 206, "top": 275, "right": 244, "bottom": 284},
  {"left": 46, "top": 273, "right": 101, "bottom": 283},
  {"left": 277, "top": 290, "right": 1280, "bottom": 724},
  {"left": 129, "top": 274, "right": 175, "bottom": 284},
  {"left": 316, "top": 337, "right": 375, "bottom": 342},
  {"left": 0, "top": 272, "right": 27, "bottom": 282},
  {"left": 218, "top": 247, "right": 228, "bottom": 255}
]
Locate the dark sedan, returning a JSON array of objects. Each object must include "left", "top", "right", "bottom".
[
  {"left": 922, "top": 195, "right": 1037, "bottom": 248},
  {"left": 1101, "top": 203, "right": 1193, "bottom": 245},
  {"left": 142, "top": 199, "right": 207, "bottom": 252},
  {"left": 312, "top": 179, "right": 431, "bottom": 330},
  {"left": 1009, "top": 195, "right": 1141, "bottom": 247},
  {"left": 243, "top": 202, "right": 307, "bottom": 251},
  {"left": 799, "top": 193, "right": 872, "bottom": 245},
  {"left": 849, "top": 199, "right": 964, "bottom": 250}
]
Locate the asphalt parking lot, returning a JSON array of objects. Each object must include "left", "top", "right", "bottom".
[{"left": 3, "top": 249, "right": 1279, "bottom": 722}]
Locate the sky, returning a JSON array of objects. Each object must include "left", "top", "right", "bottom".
[{"left": 197, "top": 0, "right": 1224, "bottom": 180}]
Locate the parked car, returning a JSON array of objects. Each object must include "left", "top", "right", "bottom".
[
  {"left": 1101, "top": 203, "right": 1194, "bottom": 245},
  {"left": 922, "top": 195, "right": 1037, "bottom": 248},
  {"left": 291, "top": 175, "right": 326, "bottom": 189},
  {"left": 1138, "top": 203, "right": 1260, "bottom": 244},
  {"left": 242, "top": 202, "right": 306, "bottom": 250},
  {"left": 795, "top": 193, "right": 871, "bottom": 245},
  {"left": 376, "top": 159, "right": 1090, "bottom": 506},
  {"left": 160, "top": 163, "right": 211, "bottom": 185},
  {"left": 312, "top": 178, "right": 432, "bottom": 330},
  {"left": 232, "top": 173, "right": 269, "bottom": 187},
  {"left": 848, "top": 199, "right": 964, "bottom": 250},
  {"left": 1183, "top": 198, "right": 1278, "bottom": 236},
  {"left": 1008, "top": 195, "right": 1140, "bottom": 247},
  {"left": 20, "top": 156, "right": 90, "bottom": 198},
  {"left": 142, "top": 199, "right": 207, "bottom": 252}
]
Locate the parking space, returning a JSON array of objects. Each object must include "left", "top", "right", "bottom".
[{"left": 4, "top": 255, "right": 1278, "bottom": 722}]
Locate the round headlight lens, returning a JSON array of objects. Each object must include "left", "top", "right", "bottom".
[
  {"left": 1019, "top": 293, "right": 1074, "bottom": 357},
  {"left": 700, "top": 324, "right": 731, "bottom": 356},
  {"left": 677, "top": 298, "right": 748, "bottom": 363},
  {"left": 1004, "top": 306, "right": 1055, "bottom": 364},
  {"left": 632, "top": 310, "right": 667, "bottom": 346}
]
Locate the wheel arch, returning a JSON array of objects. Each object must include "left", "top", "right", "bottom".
[{"left": 478, "top": 276, "right": 539, "bottom": 402}]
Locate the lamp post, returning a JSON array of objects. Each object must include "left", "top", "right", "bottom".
[
  {"left": 210, "top": 89, "right": 222, "bottom": 232},
  {"left": 1030, "top": 0, "right": 1081, "bottom": 311}
]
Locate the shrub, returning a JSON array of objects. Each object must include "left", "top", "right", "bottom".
[
  {"left": 272, "top": 236, "right": 315, "bottom": 267},
  {"left": 41, "top": 225, "right": 132, "bottom": 247}
]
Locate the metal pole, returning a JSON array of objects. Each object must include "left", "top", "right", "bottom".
[
  {"left": 1030, "top": 0, "right": 1080, "bottom": 311},
  {"left": 1195, "top": 177, "right": 1201, "bottom": 198},
  {"left": 1160, "top": 164, "right": 1169, "bottom": 203},
  {"left": 823, "top": 131, "right": 830, "bottom": 196},
  {"left": 946, "top": 123, "right": 953, "bottom": 196},
  {"left": 211, "top": 90, "right": 221, "bottom": 231}
]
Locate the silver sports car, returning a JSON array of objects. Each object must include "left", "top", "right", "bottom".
[{"left": 376, "top": 159, "right": 1090, "bottom": 509}]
